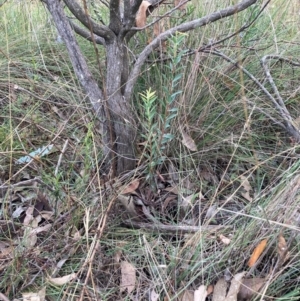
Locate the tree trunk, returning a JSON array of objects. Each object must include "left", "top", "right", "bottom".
[
  {"left": 106, "top": 39, "right": 136, "bottom": 174},
  {"left": 44, "top": 0, "right": 136, "bottom": 176},
  {"left": 44, "top": 0, "right": 259, "bottom": 175}
]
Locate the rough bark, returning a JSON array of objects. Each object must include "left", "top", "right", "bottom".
[
  {"left": 106, "top": 39, "right": 136, "bottom": 174},
  {"left": 44, "top": 0, "right": 137, "bottom": 175},
  {"left": 109, "top": 0, "right": 122, "bottom": 33},
  {"left": 44, "top": 0, "right": 104, "bottom": 115},
  {"left": 44, "top": 0, "right": 112, "bottom": 163}
]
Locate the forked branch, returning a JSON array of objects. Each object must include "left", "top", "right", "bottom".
[
  {"left": 209, "top": 50, "right": 300, "bottom": 142},
  {"left": 63, "top": 0, "right": 113, "bottom": 40}
]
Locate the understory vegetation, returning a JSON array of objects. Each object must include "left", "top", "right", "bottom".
[{"left": 0, "top": 0, "right": 300, "bottom": 300}]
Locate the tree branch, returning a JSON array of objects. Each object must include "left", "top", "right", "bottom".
[
  {"left": 147, "top": 0, "right": 169, "bottom": 12},
  {"left": 130, "top": 0, "right": 144, "bottom": 16},
  {"left": 43, "top": 0, "right": 104, "bottom": 117},
  {"left": 44, "top": 0, "right": 113, "bottom": 163},
  {"left": 109, "top": 0, "right": 122, "bottom": 33},
  {"left": 123, "top": 0, "right": 143, "bottom": 30},
  {"left": 261, "top": 55, "right": 300, "bottom": 120},
  {"left": 208, "top": 49, "right": 300, "bottom": 142},
  {"left": 69, "top": 20, "right": 106, "bottom": 45},
  {"left": 63, "top": 0, "right": 114, "bottom": 40},
  {"left": 124, "top": 0, "right": 259, "bottom": 100}
]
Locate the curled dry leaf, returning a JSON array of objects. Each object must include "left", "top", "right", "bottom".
[
  {"left": 120, "top": 261, "right": 136, "bottom": 294},
  {"left": 240, "top": 175, "right": 253, "bottom": 202},
  {"left": 219, "top": 234, "right": 231, "bottom": 245},
  {"left": 194, "top": 285, "right": 207, "bottom": 301},
  {"left": 237, "top": 277, "right": 265, "bottom": 301},
  {"left": 136, "top": 1, "right": 151, "bottom": 28},
  {"left": 30, "top": 224, "right": 52, "bottom": 235},
  {"left": 277, "top": 232, "right": 290, "bottom": 263},
  {"left": 23, "top": 206, "right": 34, "bottom": 226},
  {"left": 48, "top": 273, "right": 76, "bottom": 286},
  {"left": 181, "top": 130, "right": 197, "bottom": 151},
  {"left": 248, "top": 239, "right": 268, "bottom": 267},
  {"left": 121, "top": 179, "right": 140, "bottom": 194},
  {"left": 118, "top": 194, "right": 138, "bottom": 218}
]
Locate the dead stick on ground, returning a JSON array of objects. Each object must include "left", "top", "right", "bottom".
[{"left": 122, "top": 220, "right": 228, "bottom": 233}]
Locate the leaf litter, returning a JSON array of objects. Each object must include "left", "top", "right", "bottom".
[
  {"left": 120, "top": 261, "right": 136, "bottom": 294},
  {"left": 1, "top": 4, "right": 299, "bottom": 298}
]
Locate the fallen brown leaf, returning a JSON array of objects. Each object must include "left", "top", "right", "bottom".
[
  {"left": 219, "top": 234, "right": 231, "bottom": 245},
  {"left": 22, "top": 287, "right": 46, "bottom": 301},
  {"left": 180, "top": 290, "right": 194, "bottom": 301},
  {"left": 121, "top": 179, "right": 140, "bottom": 194},
  {"left": 224, "top": 271, "right": 246, "bottom": 301},
  {"left": 240, "top": 175, "right": 253, "bottom": 202},
  {"left": 212, "top": 278, "right": 227, "bottom": 301},
  {"left": 118, "top": 195, "right": 139, "bottom": 218},
  {"left": 237, "top": 277, "right": 265, "bottom": 300},
  {"left": 277, "top": 232, "right": 290, "bottom": 263},
  {"left": 48, "top": 273, "right": 76, "bottom": 286},
  {"left": 194, "top": 285, "right": 207, "bottom": 301},
  {"left": 181, "top": 130, "right": 197, "bottom": 151},
  {"left": 248, "top": 239, "right": 268, "bottom": 267},
  {"left": 120, "top": 261, "right": 136, "bottom": 294}
]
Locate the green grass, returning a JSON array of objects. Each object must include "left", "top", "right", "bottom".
[{"left": 1, "top": 0, "right": 300, "bottom": 300}]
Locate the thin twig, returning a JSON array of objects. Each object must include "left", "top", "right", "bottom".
[
  {"left": 219, "top": 208, "right": 300, "bottom": 232},
  {"left": 197, "top": 0, "right": 271, "bottom": 53},
  {"left": 205, "top": 49, "right": 300, "bottom": 142},
  {"left": 122, "top": 220, "right": 228, "bottom": 233},
  {"left": 55, "top": 139, "right": 69, "bottom": 176},
  {"left": 0, "top": 177, "right": 54, "bottom": 194},
  {"left": 261, "top": 57, "right": 290, "bottom": 118}
]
